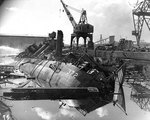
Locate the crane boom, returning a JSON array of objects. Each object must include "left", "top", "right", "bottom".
[
  {"left": 60, "top": 0, "right": 77, "bottom": 28},
  {"left": 60, "top": 0, "right": 93, "bottom": 33},
  {"left": 60, "top": 0, "right": 94, "bottom": 49}
]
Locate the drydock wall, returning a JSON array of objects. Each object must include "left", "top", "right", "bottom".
[{"left": 0, "top": 35, "right": 47, "bottom": 49}]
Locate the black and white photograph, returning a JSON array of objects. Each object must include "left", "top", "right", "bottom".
[{"left": 0, "top": 0, "right": 150, "bottom": 120}]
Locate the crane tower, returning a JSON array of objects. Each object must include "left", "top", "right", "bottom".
[
  {"left": 60, "top": 0, "right": 94, "bottom": 49},
  {"left": 132, "top": 0, "right": 150, "bottom": 46}
]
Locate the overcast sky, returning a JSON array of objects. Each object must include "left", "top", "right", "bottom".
[{"left": 0, "top": 0, "right": 149, "bottom": 44}]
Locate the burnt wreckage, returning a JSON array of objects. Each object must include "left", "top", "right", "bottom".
[{"left": 1, "top": 30, "right": 126, "bottom": 116}]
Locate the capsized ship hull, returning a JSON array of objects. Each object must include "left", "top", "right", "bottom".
[{"left": 18, "top": 56, "right": 115, "bottom": 114}]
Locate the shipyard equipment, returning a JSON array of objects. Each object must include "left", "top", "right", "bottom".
[
  {"left": 132, "top": 0, "right": 150, "bottom": 46},
  {"left": 60, "top": 0, "right": 94, "bottom": 49}
]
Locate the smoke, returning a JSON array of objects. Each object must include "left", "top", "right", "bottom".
[
  {"left": 95, "top": 108, "right": 108, "bottom": 117},
  {"left": 0, "top": 46, "right": 20, "bottom": 56},
  {"left": 0, "top": 46, "right": 20, "bottom": 65},
  {"left": 0, "top": 57, "right": 15, "bottom": 65},
  {"left": 87, "top": 0, "right": 134, "bottom": 41}
]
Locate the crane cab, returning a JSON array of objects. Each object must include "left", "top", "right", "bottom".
[{"left": 74, "top": 23, "right": 94, "bottom": 33}]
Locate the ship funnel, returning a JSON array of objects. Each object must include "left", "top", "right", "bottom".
[
  {"left": 109, "top": 36, "right": 115, "bottom": 44},
  {"left": 55, "top": 30, "right": 63, "bottom": 57}
]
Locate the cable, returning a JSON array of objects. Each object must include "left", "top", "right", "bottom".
[
  {"left": 30, "top": 59, "right": 43, "bottom": 76},
  {"left": 66, "top": 4, "right": 81, "bottom": 13},
  {"left": 36, "top": 60, "right": 49, "bottom": 77},
  {"left": 48, "top": 61, "right": 62, "bottom": 87}
]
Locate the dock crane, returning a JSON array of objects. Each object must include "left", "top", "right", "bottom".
[
  {"left": 132, "top": 0, "right": 150, "bottom": 47},
  {"left": 60, "top": 0, "right": 94, "bottom": 49}
]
